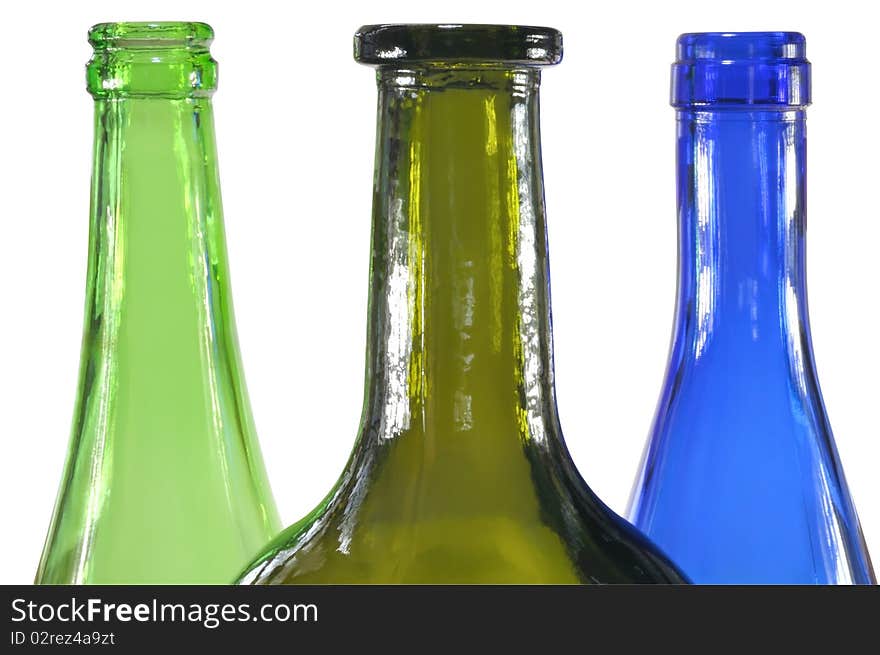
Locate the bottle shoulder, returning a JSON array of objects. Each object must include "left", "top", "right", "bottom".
[{"left": 238, "top": 433, "right": 688, "bottom": 584}]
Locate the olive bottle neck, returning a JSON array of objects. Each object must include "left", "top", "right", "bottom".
[{"left": 363, "top": 65, "right": 558, "bottom": 448}]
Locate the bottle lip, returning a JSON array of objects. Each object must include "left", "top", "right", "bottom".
[
  {"left": 87, "top": 22, "right": 217, "bottom": 98},
  {"left": 676, "top": 31, "right": 806, "bottom": 61},
  {"left": 354, "top": 24, "right": 562, "bottom": 66},
  {"left": 672, "top": 32, "right": 810, "bottom": 108},
  {"left": 88, "top": 22, "right": 214, "bottom": 49}
]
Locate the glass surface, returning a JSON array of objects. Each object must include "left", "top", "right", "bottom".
[
  {"left": 629, "top": 32, "right": 875, "bottom": 584},
  {"left": 36, "top": 22, "right": 280, "bottom": 584},
  {"left": 237, "top": 24, "right": 688, "bottom": 585}
]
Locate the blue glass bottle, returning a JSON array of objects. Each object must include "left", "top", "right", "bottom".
[{"left": 628, "top": 32, "right": 875, "bottom": 584}]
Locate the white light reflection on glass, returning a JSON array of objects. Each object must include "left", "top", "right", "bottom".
[
  {"left": 790, "top": 67, "right": 803, "bottom": 105},
  {"left": 76, "top": 202, "right": 123, "bottom": 582},
  {"left": 336, "top": 455, "right": 373, "bottom": 555},
  {"left": 453, "top": 272, "right": 474, "bottom": 432},
  {"left": 748, "top": 126, "right": 771, "bottom": 342},
  {"left": 693, "top": 124, "right": 718, "bottom": 359},
  {"left": 813, "top": 459, "right": 853, "bottom": 584},
  {"left": 511, "top": 99, "right": 547, "bottom": 445},
  {"left": 377, "top": 46, "right": 406, "bottom": 59},
  {"left": 782, "top": 123, "right": 808, "bottom": 398},
  {"left": 784, "top": 282, "right": 807, "bottom": 391},
  {"left": 378, "top": 196, "right": 414, "bottom": 443},
  {"left": 189, "top": 148, "right": 240, "bottom": 530},
  {"left": 454, "top": 390, "right": 474, "bottom": 432}
]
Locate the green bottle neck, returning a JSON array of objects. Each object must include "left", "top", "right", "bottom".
[
  {"left": 363, "top": 67, "right": 559, "bottom": 445},
  {"left": 80, "top": 27, "right": 253, "bottom": 462},
  {"left": 86, "top": 28, "right": 226, "bottom": 338},
  {"left": 80, "top": 91, "right": 259, "bottom": 468}
]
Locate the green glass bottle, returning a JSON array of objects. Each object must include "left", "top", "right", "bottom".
[
  {"left": 36, "top": 22, "right": 280, "bottom": 584},
  {"left": 238, "top": 24, "right": 688, "bottom": 584}
]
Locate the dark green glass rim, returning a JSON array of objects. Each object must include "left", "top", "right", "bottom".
[{"left": 354, "top": 24, "right": 563, "bottom": 65}]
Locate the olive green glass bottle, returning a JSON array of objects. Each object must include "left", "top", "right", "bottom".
[
  {"left": 36, "top": 22, "right": 280, "bottom": 584},
  {"left": 238, "top": 24, "right": 687, "bottom": 584}
]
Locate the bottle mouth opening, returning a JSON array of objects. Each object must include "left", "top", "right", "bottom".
[
  {"left": 88, "top": 22, "right": 214, "bottom": 49},
  {"left": 354, "top": 24, "right": 562, "bottom": 66}
]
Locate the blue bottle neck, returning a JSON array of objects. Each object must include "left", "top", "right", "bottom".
[
  {"left": 673, "top": 109, "right": 811, "bottom": 363},
  {"left": 632, "top": 101, "right": 876, "bottom": 586}
]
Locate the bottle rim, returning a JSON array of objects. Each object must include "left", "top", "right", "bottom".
[
  {"left": 86, "top": 22, "right": 217, "bottom": 98},
  {"left": 672, "top": 31, "right": 810, "bottom": 108},
  {"left": 88, "top": 22, "right": 214, "bottom": 48},
  {"left": 354, "top": 24, "right": 562, "bottom": 66},
  {"left": 676, "top": 32, "right": 806, "bottom": 61}
]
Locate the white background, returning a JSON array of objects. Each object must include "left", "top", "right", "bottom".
[{"left": 0, "top": 0, "right": 877, "bottom": 584}]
